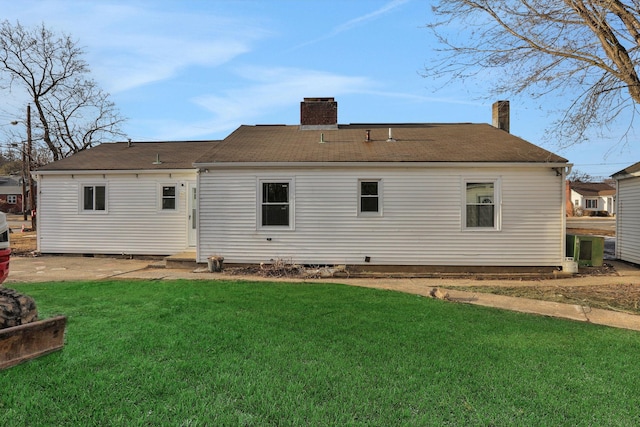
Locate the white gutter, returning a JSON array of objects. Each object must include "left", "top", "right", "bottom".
[
  {"left": 613, "top": 171, "right": 640, "bottom": 180},
  {"left": 193, "top": 161, "right": 570, "bottom": 170},
  {"left": 35, "top": 168, "right": 197, "bottom": 176}
]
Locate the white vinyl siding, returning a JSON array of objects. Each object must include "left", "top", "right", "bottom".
[
  {"left": 198, "top": 166, "right": 564, "bottom": 266},
  {"left": 37, "top": 172, "right": 195, "bottom": 255},
  {"left": 616, "top": 177, "right": 640, "bottom": 264}
]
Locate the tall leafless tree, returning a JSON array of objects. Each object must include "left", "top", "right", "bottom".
[
  {"left": 426, "top": 1, "right": 640, "bottom": 145},
  {"left": 0, "top": 20, "right": 125, "bottom": 162}
]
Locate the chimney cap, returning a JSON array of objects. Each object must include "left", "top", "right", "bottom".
[{"left": 303, "top": 97, "right": 335, "bottom": 102}]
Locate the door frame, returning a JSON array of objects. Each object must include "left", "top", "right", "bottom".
[{"left": 187, "top": 182, "right": 197, "bottom": 247}]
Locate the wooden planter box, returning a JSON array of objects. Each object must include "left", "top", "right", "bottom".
[{"left": 0, "top": 316, "right": 67, "bottom": 369}]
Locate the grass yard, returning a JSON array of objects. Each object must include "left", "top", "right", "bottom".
[{"left": 1, "top": 279, "right": 639, "bottom": 426}]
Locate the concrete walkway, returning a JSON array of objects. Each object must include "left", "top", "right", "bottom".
[{"left": 6, "top": 256, "right": 640, "bottom": 332}]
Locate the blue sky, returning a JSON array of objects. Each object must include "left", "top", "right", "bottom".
[{"left": 2, "top": 0, "right": 639, "bottom": 178}]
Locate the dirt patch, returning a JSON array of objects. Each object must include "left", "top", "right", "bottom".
[
  {"left": 449, "top": 282, "right": 640, "bottom": 315},
  {"left": 9, "top": 231, "right": 37, "bottom": 256}
]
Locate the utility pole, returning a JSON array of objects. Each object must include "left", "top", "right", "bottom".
[
  {"left": 26, "top": 104, "right": 35, "bottom": 230},
  {"left": 21, "top": 147, "right": 26, "bottom": 221}
]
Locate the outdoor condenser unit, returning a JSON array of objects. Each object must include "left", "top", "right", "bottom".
[{"left": 566, "top": 234, "right": 604, "bottom": 267}]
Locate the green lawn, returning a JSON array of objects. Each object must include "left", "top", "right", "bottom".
[{"left": 1, "top": 279, "right": 639, "bottom": 426}]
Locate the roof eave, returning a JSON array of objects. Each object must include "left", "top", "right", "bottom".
[
  {"left": 193, "top": 161, "right": 570, "bottom": 169},
  {"left": 35, "top": 168, "right": 197, "bottom": 176}
]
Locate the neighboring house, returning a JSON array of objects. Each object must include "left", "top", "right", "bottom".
[
  {"left": 0, "top": 175, "right": 26, "bottom": 214},
  {"left": 35, "top": 98, "right": 570, "bottom": 269},
  {"left": 35, "top": 141, "right": 219, "bottom": 255},
  {"left": 569, "top": 181, "right": 616, "bottom": 216},
  {"left": 612, "top": 162, "right": 640, "bottom": 265}
]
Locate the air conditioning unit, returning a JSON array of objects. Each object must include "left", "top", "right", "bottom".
[{"left": 566, "top": 234, "right": 604, "bottom": 267}]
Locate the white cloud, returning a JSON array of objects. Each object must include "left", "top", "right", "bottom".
[
  {"left": 97, "top": 37, "right": 252, "bottom": 92},
  {"left": 2, "top": 1, "right": 271, "bottom": 93},
  {"left": 332, "top": 0, "right": 412, "bottom": 35},
  {"left": 133, "top": 65, "right": 487, "bottom": 141},
  {"left": 150, "top": 67, "right": 375, "bottom": 140},
  {"left": 292, "top": 0, "right": 412, "bottom": 50},
  {"left": 200, "top": 68, "right": 370, "bottom": 116}
]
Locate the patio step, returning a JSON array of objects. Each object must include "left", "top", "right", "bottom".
[{"left": 164, "top": 251, "right": 198, "bottom": 269}]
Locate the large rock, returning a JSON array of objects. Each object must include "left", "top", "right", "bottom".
[{"left": 0, "top": 287, "right": 38, "bottom": 329}]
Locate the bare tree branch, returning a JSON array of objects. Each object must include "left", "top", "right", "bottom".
[
  {"left": 426, "top": 0, "right": 640, "bottom": 144},
  {"left": 0, "top": 20, "right": 126, "bottom": 161}
]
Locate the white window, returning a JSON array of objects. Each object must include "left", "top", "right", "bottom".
[
  {"left": 464, "top": 180, "right": 500, "bottom": 230},
  {"left": 161, "top": 185, "right": 177, "bottom": 210},
  {"left": 6, "top": 195, "right": 16, "bottom": 204},
  {"left": 358, "top": 179, "right": 382, "bottom": 216},
  {"left": 585, "top": 199, "right": 598, "bottom": 209},
  {"left": 82, "top": 184, "right": 106, "bottom": 212},
  {"left": 259, "top": 180, "right": 293, "bottom": 228}
]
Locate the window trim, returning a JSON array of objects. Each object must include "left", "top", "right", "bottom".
[
  {"left": 358, "top": 179, "right": 383, "bottom": 217},
  {"left": 257, "top": 178, "right": 295, "bottom": 230},
  {"left": 80, "top": 183, "right": 108, "bottom": 214},
  {"left": 159, "top": 183, "right": 178, "bottom": 212},
  {"left": 462, "top": 178, "right": 501, "bottom": 231}
]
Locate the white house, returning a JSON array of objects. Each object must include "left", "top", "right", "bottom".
[
  {"left": 35, "top": 141, "right": 219, "bottom": 255},
  {"left": 569, "top": 181, "right": 616, "bottom": 216},
  {"left": 612, "top": 163, "right": 640, "bottom": 265},
  {"left": 193, "top": 98, "right": 569, "bottom": 269},
  {"left": 0, "top": 175, "right": 27, "bottom": 214},
  {"left": 35, "top": 98, "right": 570, "bottom": 270}
]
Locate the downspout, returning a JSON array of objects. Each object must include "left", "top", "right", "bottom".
[
  {"left": 196, "top": 169, "right": 202, "bottom": 263},
  {"left": 615, "top": 178, "right": 620, "bottom": 259},
  {"left": 34, "top": 172, "right": 41, "bottom": 253},
  {"left": 560, "top": 165, "right": 573, "bottom": 266}
]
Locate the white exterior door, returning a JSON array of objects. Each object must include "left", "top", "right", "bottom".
[{"left": 188, "top": 182, "right": 197, "bottom": 247}]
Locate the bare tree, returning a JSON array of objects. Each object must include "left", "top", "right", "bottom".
[
  {"left": 567, "top": 168, "right": 597, "bottom": 182},
  {"left": 0, "top": 20, "right": 125, "bottom": 162},
  {"left": 425, "top": 1, "right": 640, "bottom": 145}
]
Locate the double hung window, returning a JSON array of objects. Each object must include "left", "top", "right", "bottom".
[
  {"left": 161, "top": 185, "right": 177, "bottom": 210},
  {"left": 465, "top": 181, "right": 498, "bottom": 229},
  {"left": 359, "top": 180, "right": 382, "bottom": 216},
  {"left": 260, "top": 181, "right": 292, "bottom": 228}
]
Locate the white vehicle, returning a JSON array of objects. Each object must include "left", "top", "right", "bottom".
[{"left": 0, "top": 212, "right": 10, "bottom": 283}]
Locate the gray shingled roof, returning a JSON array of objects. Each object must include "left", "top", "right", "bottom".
[
  {"left": 0, "top": 176, "right": 24, "bottom": 195},
  {"left": 38, "top": 141, "right": 220, "bottom": 172},
  {"left": 37, "top": 123, "right": 567, "bottom": 172},
  {"left": 571, "top": 182, "right": 616, "bottom": 196},
  {"left": 613, "top": 161, "right": 640, "bottom": 177},
  {"left": 194, "top": 123, "right": 568, "bottom": 164}
]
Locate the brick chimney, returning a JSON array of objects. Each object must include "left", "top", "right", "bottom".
[
  {"left": 300, "top": 97, "right": 337, "bottom": 129},
  {"left": 492, "top": 100, "right": 509, "bottom": 133}
]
